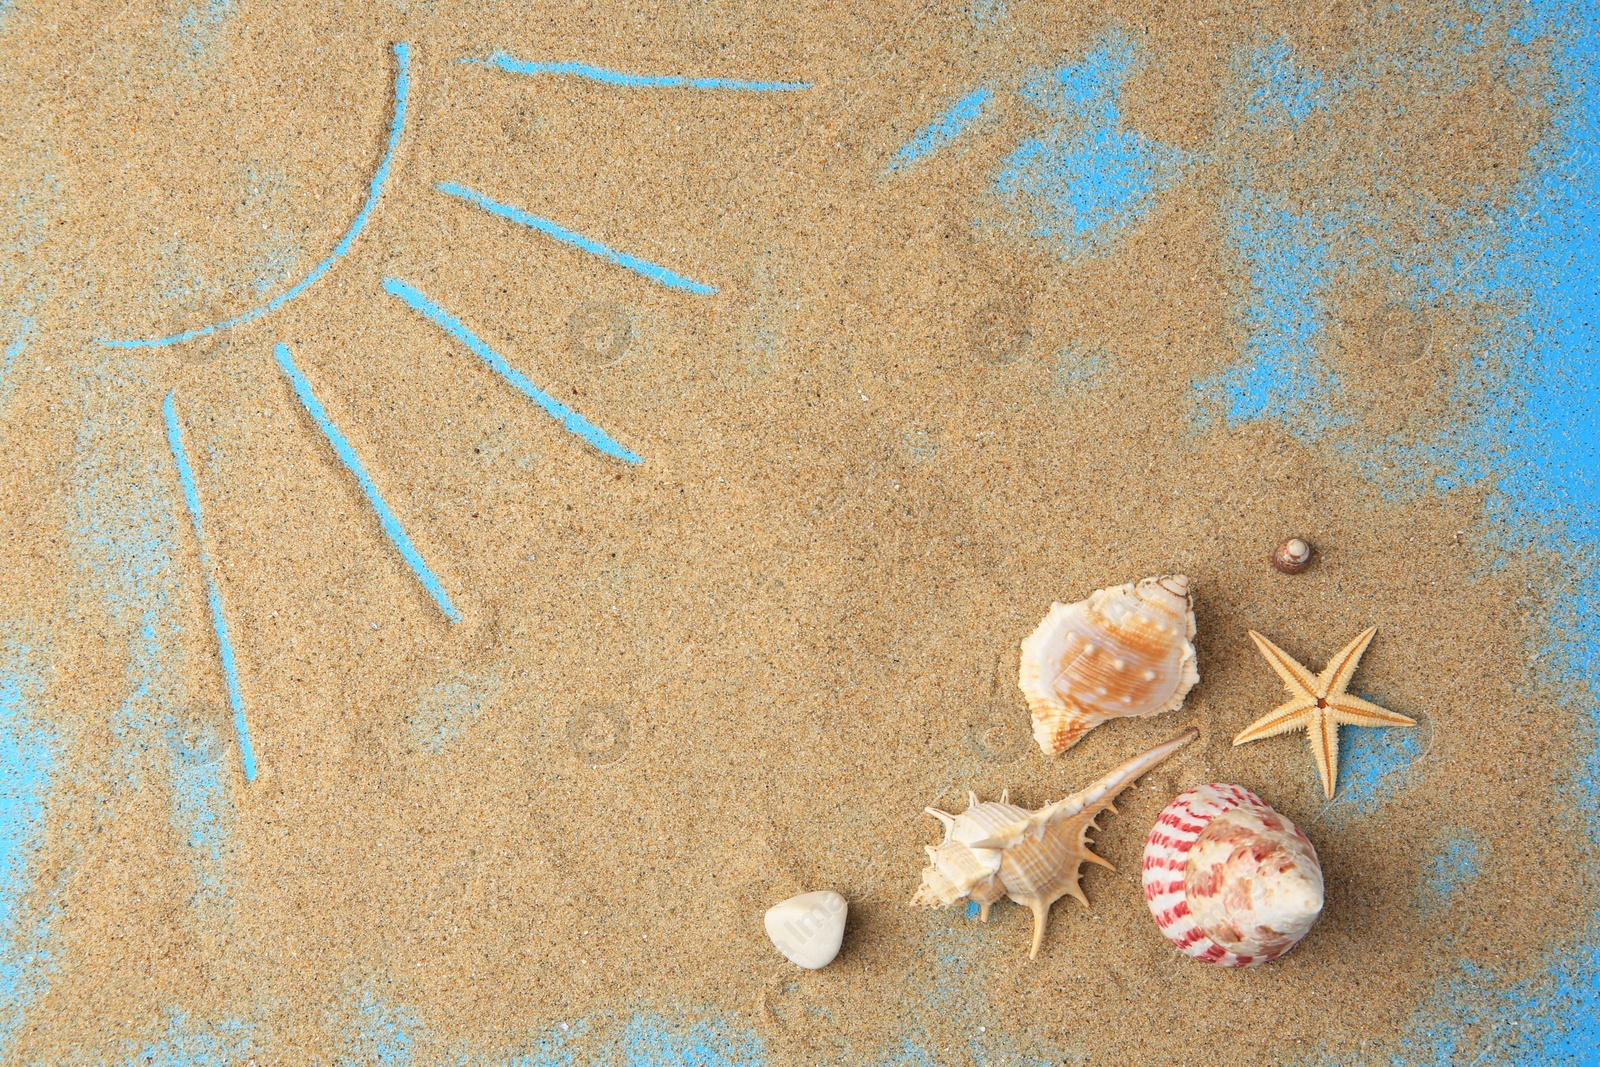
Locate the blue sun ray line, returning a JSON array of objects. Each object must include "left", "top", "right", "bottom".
[
  {"left": 436, "top": 181, "right": 718, "bottom": 296},
  {"left": 382, "top": 277, "right": 645, "bottom": 465},
  {"left": 884, "top": 87, "right": 993, "bottom": 174},
  {"left": 162, "top": 392, "right": 260, "bottom": 782},
  {"left": 464, "top": 52, "right": 811, "bottom": 91},
  {"left": 273, "top": 342, "right": 463, "bottom": 623},
  {"left": 99, "top": 41, "right": 413, "bottom": 349}
]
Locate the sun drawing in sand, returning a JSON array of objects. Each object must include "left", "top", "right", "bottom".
[{"left": 103, "top": 41, "right": 812, "bottom": 782}]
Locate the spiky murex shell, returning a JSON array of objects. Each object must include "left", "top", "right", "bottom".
[{"left": 911, "top": 730, "right": 1197, "bottom": 958}]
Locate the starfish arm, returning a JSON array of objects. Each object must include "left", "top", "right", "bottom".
[
  {"left": 1248, "top": 631, "right": 1319, "bottom": 700},
  {"left": 1305, "top": 708, "right": 1340, "bottom": 798},
  {"left": 1327, "top": 693, "right": 1417, "bottom": 728},
  {"left": 1316, "top": 626, "right": 1378, "bottom": 698},
  {"left": 1232, "top": 698, "right": 1316, "bottom": 745}
]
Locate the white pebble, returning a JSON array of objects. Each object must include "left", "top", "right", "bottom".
[{"left": 764, "top": 891, "right": 847, "bottom": 970}]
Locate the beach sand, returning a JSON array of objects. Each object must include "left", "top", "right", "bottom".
[{"left": 0, "top": 1, "right": 1592, "bottom": 1063}]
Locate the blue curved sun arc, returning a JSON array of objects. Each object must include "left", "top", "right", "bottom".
[{"left": 99, "top": 41, "right": 412, "bottom": 349}]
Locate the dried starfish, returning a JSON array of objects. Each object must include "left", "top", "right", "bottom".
[{"left": 1233, "top": 627, "right": 1416, "bottom": 798}]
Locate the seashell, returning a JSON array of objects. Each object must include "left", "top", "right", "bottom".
[
  {"left": 1271, "top": 537, "right": 1314, "bottom": 574},
  {"left": 1018, "top": 574, "right": 1200, "bottom": 756},
  {"left": 1142, "top": 784, "right": 1324, "bottom": 967},
  {"left": 764, "top": 890, "right": 848, "bottom": 969},
  {"left": 912, "top": 729, "right": 1196, "bottom": 958}
]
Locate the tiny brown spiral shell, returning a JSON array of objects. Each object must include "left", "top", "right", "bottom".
[{"left": 1271, "top": 537, "right": 1314, "bottom": 574}]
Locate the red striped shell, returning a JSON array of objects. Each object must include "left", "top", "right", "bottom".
[{"left": 1142, "top": 784, "right": 1323, "bottom": 967}]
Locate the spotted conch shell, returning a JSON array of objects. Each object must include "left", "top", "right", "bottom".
[
  {"left": 1143, "top": 784, "right": 1324, "bottom": 967},
  {"left": 911, "top": 729, "right": 1196, "bottom": 958},
  {"left": 1018, "top": 574, "right": 1199, "bottom": 756}
]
